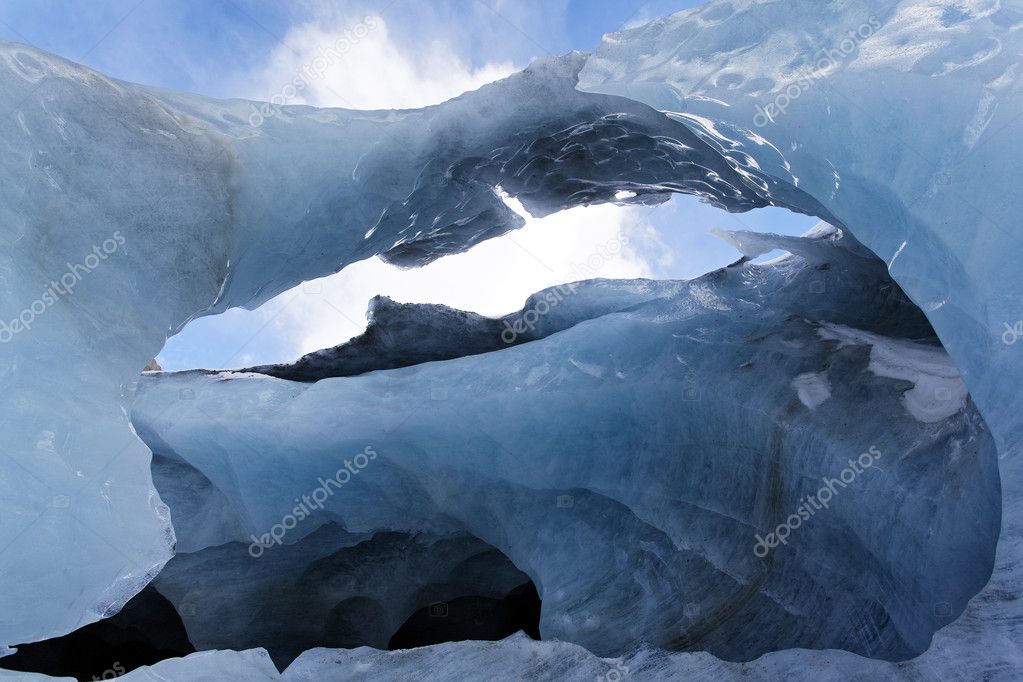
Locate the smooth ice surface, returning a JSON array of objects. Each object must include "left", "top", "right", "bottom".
[{"left": 133, "top": 228, "right": 999, "bottom": 661}]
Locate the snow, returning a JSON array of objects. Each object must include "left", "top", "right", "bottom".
[
  {"left": 791, "top": 372, "right": 831, "bottom": 409},
  {"left": 819, "top": 324, "right": 969, "bottom": 423},
  {"left": 120, "top": 650, "right": 280, "bottom": 681}
]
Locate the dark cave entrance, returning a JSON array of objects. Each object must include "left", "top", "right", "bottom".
[
  {"left": 3, "top": 452, "right": 544, "bottom": 679},
  {"left": 0, "top": 587, "right": 194, "bottom": 681},
  {"left": 388, "top": 581, "right": 541, "bottom": 650}
]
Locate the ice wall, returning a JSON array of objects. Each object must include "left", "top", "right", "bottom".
[
  {"left": 577, "top": 0, "right": 1023, "bottom": 675},
  {"left": 579, "top": 0, "right": 1023, "bottom": 451}
]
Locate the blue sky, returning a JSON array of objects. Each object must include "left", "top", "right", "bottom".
[
  {"left": 0, "top": 0, "right": 815, "bottom": 369},
  {"left": 0, "top": 0, "right": 696, "bottom": 95}
]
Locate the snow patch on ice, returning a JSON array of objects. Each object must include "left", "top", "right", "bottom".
[
  {"left": 819, "top": 324, "right": 968, "bottom": 423},
  {"left": 569, "top": 357, "right": 605, "bottom": 378},
  {"left": 792, "top": 372, "right": 831, "bottom": 409}
]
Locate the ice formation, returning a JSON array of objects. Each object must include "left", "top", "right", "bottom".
[
  {"left": 1, "top": 0, "right": 1021, "bottom": 679},
  {"left": 0, "top": 39, "right": 789, "bottom": 651},
  {"left": 149, "top": 524, "right": 537, "bottom": 667},
  {"left": 129, "top": 226, "right": 998, "bottom": 664}
]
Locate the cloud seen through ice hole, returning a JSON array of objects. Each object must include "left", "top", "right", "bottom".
[{"left": 250, "top": 13, "right": 517, "bottom": 110}]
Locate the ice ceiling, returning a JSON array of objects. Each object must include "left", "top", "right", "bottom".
[{"left": 1, "top": 0, "right": 1021, "bottom": 680}]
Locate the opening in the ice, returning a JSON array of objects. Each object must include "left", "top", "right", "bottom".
[
  {"left": 388, "top": 582, "right": 541, "bottom": 650},
  {"left": 139, "top": 451, "right": 544, "bottom": 670},
  {"left": 156, "top": 194, "right": 818, "bottom": 372},
  {"left": 0, "top": 587, "right": 193, "bottom": 681}
]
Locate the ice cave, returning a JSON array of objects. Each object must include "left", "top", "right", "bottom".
[{"left": 0, "top": 0, "right": 1020, "bottom": 679}]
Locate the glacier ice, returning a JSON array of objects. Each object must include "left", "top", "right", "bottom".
[
  {"left": 149, "top": 524, "right": 536, "bottom": 667},
  {"left": 1, "top": 0, "right": 1022, "bottom": 678},
  {"left": 0, "top": 38, "right": 808, "bottom": 650},
  {"left": 574, "top": 0, "right": 1023, "bottom": 675},
  {"left": 579, "top": 0, "right": 1023, "bottom": 449},
  {"left": 239, "top": 285, "right": 678, "bottom": 382},
  {"left": 130, "top": 226, "right": 999, "bottom": 662}
]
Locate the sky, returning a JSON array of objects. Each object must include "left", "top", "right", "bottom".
[{"left": 0, "top": 0, "right": 816, "bottom": 370}]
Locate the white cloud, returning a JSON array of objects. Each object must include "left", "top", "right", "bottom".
[
  {"left": 251, "top": 14, "right": 517, "bottom": 110},
  {"left": 281, "top": 198, "right": 661, "bottom": 357}
]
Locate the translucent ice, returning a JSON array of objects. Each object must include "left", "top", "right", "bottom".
[
  {"left": 133, "top": 227, "right": 999, "bottom": 661},
  {"left": 0, "top": 40, "right": 809, "bottom": 649}
]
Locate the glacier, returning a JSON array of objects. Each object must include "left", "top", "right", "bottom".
[
  {"left": 1, "top": 0, "right": 1022, "bottom": 679},
  {"left": 0, "top": 38, "right": 793, "bottom": 651},
  {"left": 129, "top": 225, "right": 999, "bottom": 664}
]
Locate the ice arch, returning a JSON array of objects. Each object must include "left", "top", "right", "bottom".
[
  {"left": 0, "top": 0, "right": 1021, "bottom": 677},
  {"left": 0, "top": 42, "right": 830, "bottom": 650}
]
